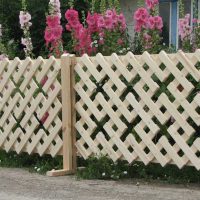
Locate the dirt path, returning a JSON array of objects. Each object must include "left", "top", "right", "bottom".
[{"left": 0, "top": 167, "right": 200, "bottom": 200}]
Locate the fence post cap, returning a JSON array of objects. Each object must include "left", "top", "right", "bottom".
[
  {"left": 61, "top": 54, "right": 75, "bottom": 58},
  {"left": 61, "top": 53, "right": 70, "bottom": 58}
]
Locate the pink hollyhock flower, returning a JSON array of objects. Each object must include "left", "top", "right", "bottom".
[
  {"left": 178, "top": 19, "right": 184, "bottom": 31},
  {"left": 135, "top": 24, "right": 142, "bottom": 32},
  {"left": 99, "top": 32, "right": 105, "bottom": 38},
  {"left": 73, "top": 24, "right": 84, "bottom": 38},
  {"left": 143, "top": 33, "right": 151, "bottom": 41},
  {"left": 118, "top": 13, "right": 126, "bottom": 30},
  {"left": 21, "top": 38, "right": 31, "bottom": 46},
  {"left": 70, "top": 20, "right": 82, "bottom": 30},
  {"left": 143, "top": 33, "right": 153, "bottom": 49},
  {"left": 91, "top": 47, "right": 97, "bottom": 53},
  {"left": 19, "top": 11, "right": 32, "bottom": 27},
  {"left": 73, "top": 26, "right": 94, "bottom": 55},
  {"left": 86, "top": 12, "right": 99, "bottom": 33},
  {"left": 117, "top": 38, "right": 124, "bottom": 45},
  {"left": 49, "top": 0, "right": 61, "bottom": 17},
  {"left": 104, "top": 17, "right": 113, "bottom": 30},
  {"left": 182, "top": 18, "right": 189, "bottom": 26},
  {"left": 178, "top": 14, "right": 192, "bottom": 41},
  {"left": 134, "top": 8, "right": 149, "bottom": 22},
  {"left": 192, "top": 18, "right": 198, "bottom": 23},
  {"left": 120, "top": 23, "right": 126, "bottom": 31},
  {"left": 105, "top": 10, "right": 114, "bottom": 18},
  {"left": 65, "top": 8, "right": 127, "bottom": 55},
  {"left": 51, "top": 25, "right": 63, "bottom": 40},
  {"left": 19, "top": 10, "right": 33, "bottom": 57},
  {"left": 65, "top": 24, "right": 71, "bottom": 31},
  {"left": 45, "top": 0, "right": 63, "bottom": 58},
  {"left": 97, "top": 16, "right": 105, "bottom": 28},
  {"left": 86, "top": 12, "right": 96, "bottom": 26},
  {"left": 134, "top": 8, "right": 149, "bottom": 32},
  {"left": 46, "top": 15, "right": 60, "bottom": 27},
  {"left": 145, "top": 0, "right": 159, "bottom": 10},
  {"left": 154, "top": 16, "right": 163, "bottom": 30},
  {"left": 111, "top": 10, "right": 118, "bottom": 24},
  {"left": 44, "top": 28, "right": 54, "bottom": 43},
  {"left": 134, "top": 11, "right": 142, "bottom": 21},
  {"left": 148, "top": 16, "right": 155, "bottom": 29},
  {"left": 118, "top": 13, "right": 126, "bottom": 24},
  {"left": 65, "top": 9, "right": 79, "bottom": 23},
  {"left": 99, "top": 38, "right": 104, "bottom": 45},
  {"left": 78, "top": 28, "right": 90, "bottom": 45}
]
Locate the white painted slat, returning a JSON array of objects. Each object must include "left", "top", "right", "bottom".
[
  {"left": 76, "top": 121, "right": 99, "bottom": 154},
  {"left": 80, "top": 54, "right": 103, "bottom": 82},
  {"left": 4, "top": 128, "right": 21, "bottom": 152},
  {"left": 127, "top": 134, "right": 151, "bottom": 165},
  {"left": 75, "top": 83, "right": 103, "bottom": 121},
  {"left": 159, "top": 136, "right": 186, "bottom": 169},
  {"left": 96, "top": 132, "right": 120, "bottom": 162},
  {"left": 159, "top": 94, "right": 195, "bottom": 136},
  {"left": 75, "top": 102, "right": 96, "bottom": 131},
  {"left": 177, "top": 51, "right": 200, "bottom": 81},
  {"left": 134, "top": 82, "right": 168, "bottom": 124},
  {"left": 168, "top": 125, "right": 200, "bottom": 170},
  {"left": 0, "top": 57, "right": 20, "bottom": 92},
  {"left": 103, "top": 82, "right": 133, "bottom": 123},
  {"left": 38, "top": 117, "right": 62, "bottom": 156},
  {"left": 104, "top": 123, "right": 134, "bottom": 163},
  {"left": 96, "top": 53, "right": 126, "bottom": 92},
  {"left": 74, "top": 62, "right": 96, "bottom": 92},
  {"left": 96, "top": 93, "right": 126, "bottom": 132},
  {"left": 110, "top": 53, "right": 133, "bottom": 82},
  {"left": 126, "top": 52, "right": 159, "bottom": 93},
  {"left": 126, "top": 93, "right": 159, "bottom": 134},
  {"left": 159, "top": 51, "right": 193, "bottom": 92}
]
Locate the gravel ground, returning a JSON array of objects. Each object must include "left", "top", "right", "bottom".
[{"left": 0, "top": 167, "right": 200, "bottom": 200}]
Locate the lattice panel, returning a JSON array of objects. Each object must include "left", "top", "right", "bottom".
[
  {"left": 0, "top": 56, "right": 63, "bottom": 157},
  {"left": 74, "top": 50, "right": 200, "bottom": 169}
]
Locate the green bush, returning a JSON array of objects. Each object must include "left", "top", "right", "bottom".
[
  {"left": 77, "top": 155, "right": 200, "bottom": 184},
  {"left": 0, "top": 150, "right": 62, "bottom": 174}
]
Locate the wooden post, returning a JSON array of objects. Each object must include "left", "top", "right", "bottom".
[
  {"left": 70, "top": 55, "right": 77, "bottom": 171},
  {"left": 47, "top": 54, "right": 76, "bottom": 176}
]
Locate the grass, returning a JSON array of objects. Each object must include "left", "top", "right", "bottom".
[
  {"left": 1, "top": 150, "right": 200, "bottom": 185},
  {"left": 77, "top": 156, "right": 200, "bottom": 184},
  {"left": 0, "top": 150, "right": 62, "bottom": 174}
]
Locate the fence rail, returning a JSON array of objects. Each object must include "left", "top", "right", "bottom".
[{"left": 0, "top": 50, "right": 200, "bottom": 175}]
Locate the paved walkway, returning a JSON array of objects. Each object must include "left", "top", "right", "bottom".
[{"left": 0, "top": 168, "right": 200, "bottom": 200}]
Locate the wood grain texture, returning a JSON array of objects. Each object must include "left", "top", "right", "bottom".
[
  {"left": 74, "top": 51, "right": 200, "bottom": 170},
  {"left": 0, "top": 57, "right": 63, "bottom": 157}
]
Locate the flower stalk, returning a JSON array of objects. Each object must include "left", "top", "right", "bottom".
[
  {"left": 19, "top": 0, "right": 34, "bottom": 57},
  {"left": 44, "top": 0, "right": 63, "bottom": 58}
]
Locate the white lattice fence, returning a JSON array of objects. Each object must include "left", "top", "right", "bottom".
[
  {"left": 74, "top": 50, "right": 200, "bottom": 169},
  {"left": 0, "top": 56, "right": 63, "bottom": 157},
  {"left": 1, "top": 51, "right": 200, "bottom": 174}
]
